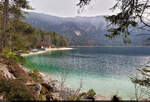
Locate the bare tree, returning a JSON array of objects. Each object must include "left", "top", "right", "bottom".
[
  {"left": 58, "top": 57, "right": 84, "bottom": 100},
  {"left": 131, "top": 62, "right": 150, "bottom": 100}
]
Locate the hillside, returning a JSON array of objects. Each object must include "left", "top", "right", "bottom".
[{"left": 25, "top": 12, "right": 150, "bottom": 46}]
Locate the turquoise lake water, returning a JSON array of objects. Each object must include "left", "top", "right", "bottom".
[{"left": 24, "top": 47, "right": 150, "bottom": 99}]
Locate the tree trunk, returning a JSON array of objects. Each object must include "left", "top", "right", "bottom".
[{"left": 0, "top": 0, "right": 9, "bottom": 52}]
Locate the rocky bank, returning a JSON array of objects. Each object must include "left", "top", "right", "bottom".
[{"left": 0, "top": 58, "right": 106, "bottom": 101}]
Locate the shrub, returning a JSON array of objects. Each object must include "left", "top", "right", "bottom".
[
  {"left": 111, "top": 95, "right": 121, "bottom": 102},
  {"left": 1, "top": 47, "right": 26, "bottom": 64},
  {"left": 0, "top": 79, "right": 36, "bottom": 100},
  {"left": 68, "top": 89, "right": 96, "bottom": 101},
  {"left": 28, "top": 69, "right": 42, "bottom": 83},
  {"left": 1, "top": 47, "right": 19, "bottom": 62},
  {"left": 86, "top": 89, "right": 96, "bottom": 99},
  {"left": 40, "top": 86, "right": 53, "bottom": 100}
]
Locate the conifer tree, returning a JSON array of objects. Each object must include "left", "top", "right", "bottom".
[
  {"left": 0, "top": 0, "right": 31, "bottom": 52},
  {"left": 78, "top": 0, "right": 150, "bottom": 41}
]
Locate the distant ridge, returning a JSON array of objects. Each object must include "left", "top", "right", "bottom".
[{"left": 24, "top": 12, "right": 150, "bottom": 46}]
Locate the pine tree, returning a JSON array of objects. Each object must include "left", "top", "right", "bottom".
[
  {"left": 0, "top": 0, "right": 31, "bottom": 52},
  {"left": 77, "top": 0, "right": 150, "bottom": 41},
  {"left": 105, "top": 0, "right": 150, "bottom": 42}
]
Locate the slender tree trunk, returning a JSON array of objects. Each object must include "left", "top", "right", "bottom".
[{"left": 0, "top": 0, "right": 9, "bottom": 52}]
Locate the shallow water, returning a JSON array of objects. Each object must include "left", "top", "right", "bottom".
[{"left": 24, "top": 47, "right": 150, "bottom": 99}]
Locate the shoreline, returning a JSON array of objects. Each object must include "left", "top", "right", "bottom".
[
  {"left": 70, "top": 46, "right": 150, "bottom": 48},
  {"left": 21, "top": 47, "right": 109, "bottom": 100},
  {"left": 21, "top": 47, "right": 74, "bottom": 56},
  {"left": 22, "top": 65, "right": 109, "bottom": 100}
]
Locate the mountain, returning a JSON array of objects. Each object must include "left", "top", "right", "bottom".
[{"left": 24, "top": 12, "right": 150, "bottom": 46}]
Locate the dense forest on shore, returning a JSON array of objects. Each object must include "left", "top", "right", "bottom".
[
  {"left": 0, "top": 15, "right": 68, "bottom": 63},
  {"left": 1, "top": 16, "right": 68, "bottom": 53}
]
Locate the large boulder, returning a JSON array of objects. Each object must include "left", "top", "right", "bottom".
[
  {"left": 0, "top": 63, "right": 16, "bottom": 80},
  {"left": 0, "top": 58, "right": 30, "bottom": 81}
]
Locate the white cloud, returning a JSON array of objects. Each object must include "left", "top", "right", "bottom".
[{"left": 28, "top": 0, "right": 116, "bottom": 17}]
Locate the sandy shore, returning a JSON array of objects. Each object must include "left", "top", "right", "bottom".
[{"left": 21, "top": 48, "right": 73, "bottom": 56}]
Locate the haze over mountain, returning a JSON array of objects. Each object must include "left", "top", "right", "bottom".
[{"left": 25, "top": 12, "right": 150, "bottom": 46}]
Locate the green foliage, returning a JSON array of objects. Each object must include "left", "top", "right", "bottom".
[
  {"left": 0, "top": 18, "right": 68, "bottom": 64},
  {"left": 105, "top": 14, "right": 137, "bottom": 43},
  {"left": 49, "top": 32, "right": 68, "bottom": 48},
  {"left": 1, "top": 47, "right": 19, "bottom": 62},
  {"left": 104, "top": 0, "right": 150, "bottom": 41},
  {"left": 77, "top": 0, "right": 150, "bottom": 43},
  {"left": 28, "top": 69, "right": 42, "bottom": 83},
  {"left": 0, "top": 79, "right": 36, "bottom": 101},
  {"left": 39, "top": 94, "right": 46, "bottom": 101},
  {"left": 40, "top": 86, "right": 53, "bottom": 100},
  {"left": 9, "top": 20, "right": 68, "bottom": 50},
  {"left": 68, "top": 89, "right": 96, "bottom": 101},
  {"left": 86, "top": 89, "right": 96, "bottom": 99},
  {"left": 1, "top": 47, "right": 26, "bottom": 64}
]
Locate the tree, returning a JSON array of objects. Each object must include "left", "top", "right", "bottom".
[
  {"left": 0, "top": 0, "right": 31, "bottom": 51},
  {"left": 1, "top": 0, "right": 9, "bottom": 50},
  {"left": 131, "top": 64, "right": 150, "bottom": 100},
  {"left": 105, "top": 0, "right": 150, "bottom": 42},
  {"left": 77, "top": 0, "right": 150, "bottom": 100},
  {"left": 77, "top": 0, "right": 91, "bottom": 9},
  {"left": 77, "top": 0, "right": 150, "bottom": 42}
]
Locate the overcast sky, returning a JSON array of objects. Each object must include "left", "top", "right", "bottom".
[{"left": 28, "top": 0, "right": 116, "bottom": 17}]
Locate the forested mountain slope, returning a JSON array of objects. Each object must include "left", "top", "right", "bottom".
[{"left": 25, "top": 12, "right": 150, "bottom": 46}]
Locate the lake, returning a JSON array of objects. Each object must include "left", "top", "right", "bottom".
[{"left": 24, "top": 47, "right": 150, "bottom": 99}]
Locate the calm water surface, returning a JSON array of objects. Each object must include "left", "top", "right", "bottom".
[{"left": 24, "top": 47, "right": 150, "bottom": 99}]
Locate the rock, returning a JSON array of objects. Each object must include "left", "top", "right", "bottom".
[
  {"left": 21, "top": 66, "right": 30, "bottom": 73},
  {"left": 94, "top": 94, "right": 109, "bottom": 100},
  {"left": 26, "top": 83, "right": 42, "bottom": 96},
  {"left": 0, "top": 59, "right": 31, "bottom": 81},
  {"left": 0, "top": 63, "right": 16, "bottom": 80},
  {"left": 48, "top": 80, "right": 59, "bottom": 92},
  {"left": 40, "top": 86, "right": 53, "bottom": 101},
  {"left": 0, "top": 93, "right": 4, "bottom": 100},
  {"left": 39, "top": 94, "right": 47, "bottom": 101},
  {"left": 35, "top": 84, "right": 42, "bottom": 96},
  {"left": 51, "top": 93, "right": 62, "bottom": 100},
  {"left": 41, "top": 83, "right": 53, "bottom": 92},
  {"left": 40, "top": 73, "right": 53, "bottom": 83}
]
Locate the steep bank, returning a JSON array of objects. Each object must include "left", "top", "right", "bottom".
[{"left": 0, "top": 58, "right": 74, "bottom": 100}]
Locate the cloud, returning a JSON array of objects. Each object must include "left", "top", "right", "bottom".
[{"left": 28, "top": 0, "right": 116, "bottom": 17}]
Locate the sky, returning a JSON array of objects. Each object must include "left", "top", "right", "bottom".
[{"left": 28, "top": 0, "right": 116, "bottom": 17}]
